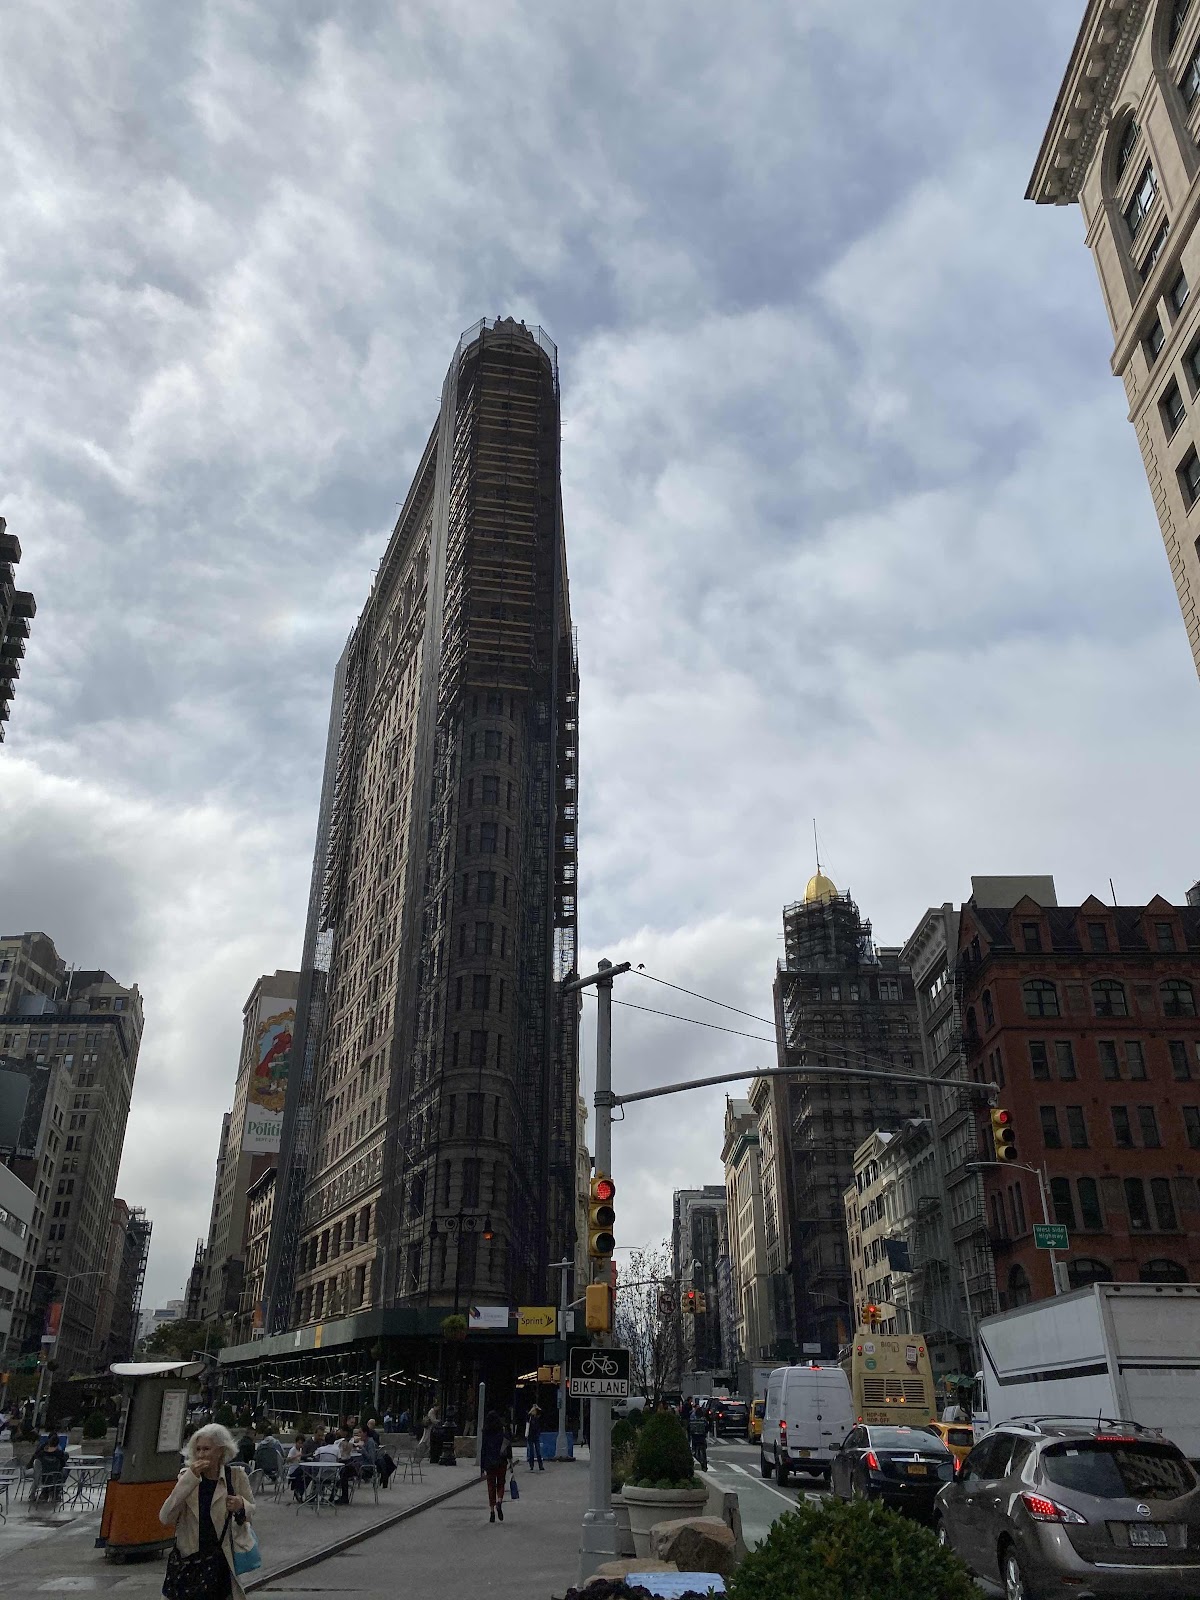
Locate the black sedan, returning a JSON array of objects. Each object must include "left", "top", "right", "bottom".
[
  {"left": 710, "top": 1399, "right": 749, "bottom": 1438},
  {"left": 831, "top": 1425, "right": 954, "bottom": 1518}
]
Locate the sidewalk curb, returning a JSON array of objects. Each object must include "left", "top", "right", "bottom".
[{"left": 244, "top": 1471, "right": 480, "bottom": 1591}]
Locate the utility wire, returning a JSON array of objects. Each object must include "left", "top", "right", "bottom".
[{"left": 628, "top": 968, "right": 776, "bottom": 1027}]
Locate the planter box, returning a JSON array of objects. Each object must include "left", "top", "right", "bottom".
[{"left": 620, "top": 1483, "right": 709, "bottom": 1558}]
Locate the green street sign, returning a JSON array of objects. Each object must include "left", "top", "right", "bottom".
[{"left": 1034, "top": 1223, "right": 1069, "bottom": 1250}]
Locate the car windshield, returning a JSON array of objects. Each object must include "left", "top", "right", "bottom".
[
  {"left": 867, "top": 1428, "right": 948, "bottom": 1453},
  {"left": 1041, "top": 1441, "right": 1196, "bottom": 1501},
  {"left": 946, "top": 1428, "right": 973, "bottom": 1448}
]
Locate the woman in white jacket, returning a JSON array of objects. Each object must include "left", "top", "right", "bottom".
[{"left": 159, "top": 1423, "right": 255, "bottom": 1600}]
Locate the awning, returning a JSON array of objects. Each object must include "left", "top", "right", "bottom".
[{"left": 110, "top": 1360, "right": 207, "bottom": 1380}]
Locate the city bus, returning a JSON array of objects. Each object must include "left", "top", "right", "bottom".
[{"left": 840, "top": 1328, "right": 936, "bottom": 1426}]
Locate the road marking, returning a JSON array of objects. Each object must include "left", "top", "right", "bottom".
[{"left": 728, "top": 1462, "right": 804, "bottom": 1507}]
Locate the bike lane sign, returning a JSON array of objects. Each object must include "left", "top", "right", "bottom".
[{"left": 568, "top": 1346, "right": 631, "bottom": 1398}]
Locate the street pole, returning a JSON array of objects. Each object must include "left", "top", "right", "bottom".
[
  {"left": 969, "top": 1161, "right": 1065, "bottom": 1297},
  {"left": 552, "top": 1257, "right": 571, "bottom": 1462}
]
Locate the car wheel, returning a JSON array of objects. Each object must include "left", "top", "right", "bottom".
[
  {"left": 759, "top": 1448, "right": 773, "bottom": 1480},
  {"left": 1002, "top": 1544, "right": 1037, "bottom": 1600},
  {"left": 775, "top": 1449, "right": 790, "bottom": 1486}
]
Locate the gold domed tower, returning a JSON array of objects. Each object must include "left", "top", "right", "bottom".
[{"left": 804, "top": 872, "right": 839, "bottom": 905}]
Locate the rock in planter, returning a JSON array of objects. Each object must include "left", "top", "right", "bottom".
[
  {"left": 649, "top": 1515, "right": 738, "bottom": 1577},
  {"left": 621, "top": 1483, "right": 709, "bottom": 1558}
]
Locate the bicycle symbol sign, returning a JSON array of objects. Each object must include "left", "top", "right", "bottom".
[{"left": 568, "top": 1345, "right": 630, "bottom": 1397}]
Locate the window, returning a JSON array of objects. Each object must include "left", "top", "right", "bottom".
[
  {"left": 1023, "top": 980, "right": 1059, "bottom": 1018},
  {"left": 476, "top": 871, "right": 496, "bottom": 905},
  {"left": 483, "top": 730, "right": 501, "bottom": 759},
  {"left": 1170, "top": 1040, "right": 1192, "bottom": 1079},
  {"left": 1068, "top": 1257, "right": 1113, "bottom": 1289},
  {"left": 1087, "top": 921, "right": 1109, "bottom": 952},
  {"left": 1151, "top": 1177, "right": 1178, "bottom": 1230},
  {"left": 1021, "top": 922, "right": 1043, "bottom": 953},
  {"left": 1124, "top": 163, "right": 1158, "bottom": 239},
  {"left": 1124, "top": 1040, "right": 1147, "bottom": 1080},
  {"left": 1092, "top": 979, "right": 1128, "bottom": 1018},
  {"left": 462, "top": 1158, "right": 481, "bottom": 1207},
  {"left": 1184, "top": 1105, "right": 1200, "bottom": 1149},
  {"left": 471, "top": 974, "right": 490, "bottom": 1010},
  {"left": 1189, "top": 336, "right": 1200, "bottom": 393},
  {"left": 1116, "top": 116, "right": 1141, "bottom": 178},
  {"left": 879, "top": 979, "right": 900, "bottom": 1001},
  {"left": 1141, "top": 1258, "right": 1186, "bottom": 1282},
  {"left": 1078, "top": 1176, "right": 1104, "bottom": 1231},
  {"left": 1050, "top": 1177, "right": 1076, "bottom": 1229},
  {"left": 1140, "top": 220, "right": 1171, "bottom": 280},
  {"left": 1184, "top": 35, "right": 1200, "bottom": 102},
  {"left": 1161, "top": 379, "right": 1186, "bottom": 436},
  {"left": 1161, "top": 978, "right": 1196, "bottom": 1016},
  {"left": 1137, "top": 1105, "right": 1161, "bottom": 1147},
  {"left": 1040, "top": 1106, "right": 1062, "bottom": 1149},
  {"left": 1145, "top": 316, "right": 1167, "bottom": 362},
  {"left": 1066, "top": 1105, "right": 1089, "bottom": 1148},
  {"left": 1171, "top": 0, "right": 1192, "bottom": 50},
  {"left": 1054, "top": 1041, "right": 1077, "bottom": 1081},
  {"left": 1178, "top": 445, "right": 1200, "bottom": 507},
  {"left": 1112, "top": 1105, "right": 1134, "bottom": 1147},
  {"left": 469, "top": 1030, "right": 487, "bottom": 1067},
  {"left": 478, "top": 821, "right": 497, "bottom": 853},
  {"left": 481, "top": 775, "right": 499, "bottom": 805},
  {"left": 474, "top": 922, "right": 493, "bottom": 956},
  {"left": 1007, "top": 1265, "right": 1033, "bottom": 1308},
  {"left": 1029, "top": 1041, "right": 1050, "bottom": 1081},
  {"left": 1099, "top": 1040, "right": 1121, "bottom": 1080},
  {"left": 1125, "top": 1178, "right": 1152, "bottom": 1230},
  {"left": 1171, "top": 271, "right": 1191, "bottom": 317},
  {"left": 1155, "top": 921, "right": 1177, "bottom": 952},
  {"left": 982, "top": 990, "right": 995, "bottom": 1029}
]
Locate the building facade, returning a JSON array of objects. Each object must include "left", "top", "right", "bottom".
[
  {"left": 94, "top": 1200, "right": 151, "bottom": 1366},
  {"left": 769, "top": 875, "right": 927, "bottom": 1356},
  {"left": 261, "top": 319, "right": 578, "bottom": 1355},
  {"left": 235, "top": 1168, "right": 276, "bottom": 1345},
  {"left": 672, "top": 1186, "right": 728, "bottom": 1377},
  {"left": 1030, "top": 0, "right": 1200, "bottom": 676},
  {"left": 0, "top": 934, "right": 143, "bottom": 1374},
  {"left": 0, "top": 1164, "right": 35, "bottom": 1351},
  {"left": 0, "top": 518, "right": 36, "bottom": 743},
  {"left": 721, "top": 1096, "right": 773, "bottom": 1363},
  {"left": 957, "top": 885, "right": 1200, "bottom": 1304}
]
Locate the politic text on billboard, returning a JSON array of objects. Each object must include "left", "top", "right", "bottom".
[{"left": 243, "top": 998, "right": 295, "bottom": 1153}]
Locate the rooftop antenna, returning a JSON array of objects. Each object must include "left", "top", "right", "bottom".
[
  {"left": 813, "top": 819, "right": 822, "bottom": 876},
  {"left": 1109, "top": 877, "right": 1117, "bottom": 907}
]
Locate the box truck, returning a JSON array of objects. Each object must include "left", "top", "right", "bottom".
[{"left": 978, "top": 1282, "right": 1200, "bottom": 1460}]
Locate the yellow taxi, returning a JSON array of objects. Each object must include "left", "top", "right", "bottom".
[
  {"left": 747, "top": 1398, "right": 766, "bottom": 1444},
  {"left": 923, "top": 1420, "right": 975, "bottom": 1463}
]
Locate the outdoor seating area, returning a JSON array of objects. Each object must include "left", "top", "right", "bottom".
[{"left": 0, "top": 1453, "right": 109, "bottom": 1520}]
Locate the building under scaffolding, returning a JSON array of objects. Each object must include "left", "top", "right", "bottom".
[{"left": 232, "top": 320, "right": 579, "bottom": 1420}]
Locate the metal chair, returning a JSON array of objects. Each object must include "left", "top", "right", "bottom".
[{"left": 398, "top": 1440, "right": 425, "bottom": 1485}]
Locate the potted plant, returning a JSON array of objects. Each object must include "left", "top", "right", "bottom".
[
  {"left": 441, "top": 1314, "right": 468, "bottom": 1341},
  {"left": 619, "top": 1411, "right": 707, "bottom": 1556}
]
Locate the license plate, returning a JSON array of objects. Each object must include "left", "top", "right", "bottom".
[
  {"left": 1129, "top": 1525, "right": 1167, "bottom": 1547},
  {"left": 906, "top": 1463, "right": 928, "bottom": 1476},
  {"left": 796, "top": 1448, "right": 811, "bottom": 1458}
]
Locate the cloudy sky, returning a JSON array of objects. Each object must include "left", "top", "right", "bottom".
[{"left": 4, "top": 0, "right": 1200, "bottom": 1309}]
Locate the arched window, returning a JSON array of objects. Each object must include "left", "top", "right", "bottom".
[
  {"left": 965, "top": 1006, "right": 978, "bottom": 1039},
  {"left": 1116, "top": 116, "right": 1141, "bottom": 180},
  {"left": 1140, "top": 1258, "right": 1188, "bottom": 1283},
  {"left": 1007, "top": 1265, "right": 1032, "bottom": 1308},
  {"left": 1092, "top": 979, "right": 1129, "bottom": 1018},
  {"left": 1022, "top": 979, "right": 1059, "bottom": 1019},
  {"left": 982, "top": 990, "right": 994, "bottom": 1029},
  {"left": 1161, "top": 979, "right": 1196, "bottom": 1017},
  {"left": 1068, "top": 1257, "right": 1113, "bottom": 1290}
]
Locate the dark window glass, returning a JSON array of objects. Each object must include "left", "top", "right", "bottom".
[
  {"left": 1125, "top": 163, "right": 1158, "bottom": 239},
  {"left": 474, "top": 922, "right": 493, "bottom": 956},
  {"left": 1029, "top": 1041, "right": 1050, "bottom": 1081},
  {"left": 1125, "top": 1177, "right": 1151, "bottom": 1230},
  {"left": 1170, "top": 270, "right": 1191, "bottom": 315},
  {"left": 481, "top": 775, "right": 499, "bottom": 805},
  {"left": 1171, "top": 0, "right": 1192, "bottom": 49},
  {"left": 1161, "top": 979, "right": 1196, "bottom": 1016},
  {"left": 1087, "top": 922, "right": 1109, "bottom": 952},
  {"left": 1043, "top": 1440, "right": 1195, "bottom": 1499},
  {"left": 1162, "top": 379, "right": 1187, "bottom": 435},
  {"left": 1141, "top": 1258, "right": 1187, "bottom": 1282},
  {"left": 1151, "top": 1177, "right": 1178, "bottom": 1230},
  {"left": 1078, "top": 1177, "right": 1103, "bottom": 1231},
  {"left": 1023, "top": 980, "right": 1059, "bottom": 1018},
  {"left": 1117, "top": 117, "right": 1141, "bottom": 176},
  {"left": 483, "top": 730, "right": 501, "bottom": 758},
  {"left": 1125, "top": 1040, "right": 1147, "bottom": 1080},
  {"left": 476, "top": 871, "right": 496, "bottom": 905},
  {"left": 1141, "top": 220, "right": 1171, "bottom": 280},
  {"left": 1186, "top": 37, "right": 1200, "bottom": 102},
  {"left": 469, "top": 1030, "right": 487, "bottom": 1067},
  {"left": 865, "top": 1427, "right": 949, "bottom": 1454},
  {"left": 1170, "top": 1039, "right": 1190, "bottom": 1079},
  {"left": 1066, "top": 1105, "right": 1088, "bottom": 1148},
  {"left": 1179, "top": 446, "right": 1200, "bottom": 506},
  {"left": 1155, "top": 921, "right": 1177, "bottom": 952},
  {"left": 1099, "top": 1040, "right": 1120, "bottom": 1080},
  {"left": 471, "top": 974, "right": 491, "bottom": 1010},
  {"left": 1112, "top": 1105, "right": 1134, "bottom": 1146},
  {"left": 982, "top": 990, "right": 995, "bottom": 1029},
  {"left": 1092, "top": 980, "right": 1128, "bottom": 1018},
  {"left": 1146, "top": 317, "right": 1167, "bottom": 361},
  {"left": 1054, "top": 1041, "right": 1077, "bottom": 1081},
  {"left": 1022, "top": 922, "right": 1042, "bottom": 952},
  {"left": 479, "top": 821, "right": 497, "bottom": 853},
  {"left": 1050, "top": 1176, "right": 1076, "bottom": 1228},
  {"left": 1137, "top": 1105, "right": 1161, "bottom": 1147},
  {"left": 1039, "top": 1106, "right": 1062, "bottom": 1149}
]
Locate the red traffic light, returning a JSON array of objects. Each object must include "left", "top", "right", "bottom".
[
  {"left": 994, "top": 1109, "right": 1011, "bottom": 1126},
  {"left": 594, "top": 1176, "right": 616, "bottom": 1203}
]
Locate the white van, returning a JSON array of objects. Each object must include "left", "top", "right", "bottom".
[{"left": 760, "top": 1363, "right": 854, "bottom": 1483}]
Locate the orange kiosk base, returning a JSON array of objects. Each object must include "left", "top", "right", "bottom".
[{"left": 99, "top": 1358, "right": 204, "bottom": 1560}]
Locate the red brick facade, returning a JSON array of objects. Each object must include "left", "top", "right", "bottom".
[{"left": 957, "top": 893, "right": 1200, "bottom": 1305}]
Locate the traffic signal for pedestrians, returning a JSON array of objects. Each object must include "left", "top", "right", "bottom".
[
  {"left": 991, "top": 1107, "right": 1017, "bottom": 1162},
  {"left": 588, "top": 1175, "right": 617, "bottom": 1257},
  {"left": 585, "top": 1282, "right": 612, "bottom": 1333},
  {"left": 682, "top": 1288, "right": 698, "bottom": 1315}
]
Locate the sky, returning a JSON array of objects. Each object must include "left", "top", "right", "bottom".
[{"left": 3, "top": 0, "right": 1200, "bottom": 1311}]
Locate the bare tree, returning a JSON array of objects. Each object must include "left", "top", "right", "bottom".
[{"left": 614, "top": 1242, "right": 681, "bottom": 1406}]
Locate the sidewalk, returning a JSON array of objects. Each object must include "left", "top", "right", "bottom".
[{"left": 0, "top": 1455, "right": 484, "bottom": 1595}]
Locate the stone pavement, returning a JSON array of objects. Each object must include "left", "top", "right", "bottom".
[{"left": 0, "top": 1455, "right": 485, "bottom": 1595}]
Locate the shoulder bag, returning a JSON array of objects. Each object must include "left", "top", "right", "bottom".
[
  {"left": 161, "top": 1484, "right": 232, "bottom": 1600},
  {"left": 224, "top": 1465, "right": 262, "bottom": 1576}
]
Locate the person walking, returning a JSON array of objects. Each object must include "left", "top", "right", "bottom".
[
  {"left": 525, "top": 1404, "right": 544, "bottom": 1472},
  {"left": 479, "top": 1410, "right": 512, "bottom": 1523},
  {"left": 415, "top": 1403, "right": 439, "bottom": 1464},
  {"left": 159, "top": 1423, "right": 255, "bottom": 1600},
  {"left": 687, "top": 1405, "right": 709, "bottom": 1472}
]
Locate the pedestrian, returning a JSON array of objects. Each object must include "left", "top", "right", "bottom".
[
  {"left": 416, "top": 1403, "right": 439, "bottom": 1463},
  {"left": 159, "top": 1422, "right": 255, "bottom": 1600},
  {"left": 525, "top": 1404, "right": 544, "bottom": 1472},
  {"left": 479, "top": 1410, "right": 512, "bottom": 1523},
  {"left": 397, "top": 1406, "right": 411, "bottom": 1434},
  {"left": 236, "top": 1429, "right": 256, "bottom": 1466},
  {"left": 687, "top": 1406, "right": 709, "bottom": 1472}
]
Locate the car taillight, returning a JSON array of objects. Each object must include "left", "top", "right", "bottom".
[
  {"left": 779, "top": 1419, "right": 786, "bottom": 1432},
  {"left": 1021, "top": 1492, "right": 1087, "bottom": 1525},
  {"left": 865, "top": 1450, "right": 880, "bottom": 1471},
  {"left": 1094, "top": 1434, "right": 1137, "bottom": 1443}
]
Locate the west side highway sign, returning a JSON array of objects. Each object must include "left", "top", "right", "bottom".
[{"left": 567, "top": 1346, "right": 630, "bottom": 1398}]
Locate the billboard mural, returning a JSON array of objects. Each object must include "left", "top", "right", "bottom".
[{"left": 242, "top": 999, "right": 294, "bottom": 1153}]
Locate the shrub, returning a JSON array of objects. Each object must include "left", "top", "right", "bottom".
[
  {"left": 612, "top": 1438, "right": 638, "bottom": 1492},
  {"left": 611, "top": 1418, "right": 636, "bottom": 1455},
  {"left": 82, "top": 1411, "right": 109, "bottom": 1440},
  {"left": 628, "top": 1409, "right": 696, "bottom": 1489},
  {"left": 727, "top": 1497, "right": 976, "bottom": 1600}
]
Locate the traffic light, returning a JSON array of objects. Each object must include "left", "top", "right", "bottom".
[
  {"left": 588, "top": 1175, "right": 616, "bottom": 1257},
  {"left": 682, "top": 1288, "right": 698, "bottom": 1315},
  {"left": 991, "top": 1107, "right": 1017, "bottom": 1161},
  {"left": 863, "top": 1303, "right": 880, "bottom": 1329},
  {"left": 585, "top": 1282, "right": 611, "bottom": 1333},
  {"left": 696, "top": 1293, "right": 708, "bottom": 1314}
]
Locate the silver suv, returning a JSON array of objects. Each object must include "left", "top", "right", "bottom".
[{"left": 933, "top": 1417, "right": 1200, "bottom": 1598}]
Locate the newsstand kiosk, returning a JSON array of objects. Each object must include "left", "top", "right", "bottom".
[{"left": 99, "top": 1359, "right": 205, "bottom": 1560}]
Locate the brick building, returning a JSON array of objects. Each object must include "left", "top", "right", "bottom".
[{"left": 957, "top": 888, "right": 1200, "bottom": 1306}]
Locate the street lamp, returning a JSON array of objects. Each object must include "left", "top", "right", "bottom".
[{"left": 33, "top": 1269, "right": 107, "bottom": 1429}]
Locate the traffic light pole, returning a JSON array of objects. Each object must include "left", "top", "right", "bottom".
[
  {"left": 564, "top": 957, "right": 631, "bottom": 1582},
  {"left": 968, "top": 1160, "right": 1066, "bottom": 1295}
]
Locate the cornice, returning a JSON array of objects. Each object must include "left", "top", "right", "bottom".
[{"left": 1028, "top": 0, "right": 1150, "bottom": 205}]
